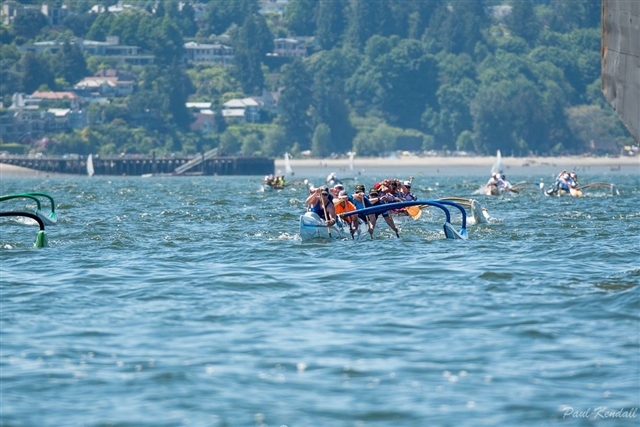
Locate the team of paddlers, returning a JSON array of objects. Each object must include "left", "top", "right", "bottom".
[
  {"left": 305, "top": 178, "right": 417, "bottom": 238},
  {"left": 485, "top": 172, "right": 514, "bottom": 192},
  {"left": 262, "top": 174, "right": 285, "bottom": 189},
  {"left": 546, "top": 170, "right": 579, "bottom": 195}
]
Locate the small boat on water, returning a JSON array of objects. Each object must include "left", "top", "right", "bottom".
[
  {"left": 262, "top": 179, "right": 285, "bottom": 191},
  {"left": 87, "top": 154, "right": 95, "bottom": 177},
  {"left": 478, "top": 150, "right": 517, "bottom": 196},
  {"left": 284, "top": 152, "right": 293, "bottom": 176}
]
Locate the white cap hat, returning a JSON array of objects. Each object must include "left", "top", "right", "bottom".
[{"left": 403, "top": 181, "right": 411, "bottom": 186}]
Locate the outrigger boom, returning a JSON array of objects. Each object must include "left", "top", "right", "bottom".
[{"left": 339, "top": 200, "right": 468, "bottom": 240}]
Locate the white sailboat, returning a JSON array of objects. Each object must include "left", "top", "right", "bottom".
[
  {"left": 348, "top": 151, "right": 355, "bottom": 172},
  {"left": 284, "top": 152, "right": 293, "bottom": 176},
  {"left": 87, "top": 154, "right": 95, "bottom": 177},
  {"left": 490, "top": 150, "right": 503, "bottom": 175}
]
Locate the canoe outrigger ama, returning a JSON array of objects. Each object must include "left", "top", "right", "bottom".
[
  {"left": 1, "top": 191, "right": 57, "bottom": 248},
  {"left": 299, "top": 200, "right": 468, "bottom": 242},
  {"left": 0, "top": 192, "right": 58, "bottom": 226}
]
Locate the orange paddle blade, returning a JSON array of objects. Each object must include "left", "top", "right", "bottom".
[{"left": 406, "top": 205, "right": 421, "bottom": 220}]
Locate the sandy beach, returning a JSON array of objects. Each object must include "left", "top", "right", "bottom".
[
  {"left": 1, "top": 155, "right": 638, "bottom": 178},
  {"left": 278, "top": 155, "right": 639, "bottom": 168},
  {"left": 0, "top": 163, "right": 50, "bottom": 178},
  {"left": 277, "top": 155, "right": 639, "bottom": 176}
]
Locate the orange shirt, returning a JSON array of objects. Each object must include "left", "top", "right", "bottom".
[{"left": 335, "top": 200, "right": 357, "bottom": 223}]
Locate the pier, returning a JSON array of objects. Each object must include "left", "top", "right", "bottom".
[{"left": 0, "top": 154, "right": 274, "bottom": 176}]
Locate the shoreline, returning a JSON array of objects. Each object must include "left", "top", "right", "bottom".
[
  {"left": 1, "top": 155, "right": 637, "bottom": 178},
  {"left": 277, "top": 155, "right": 639, "bottom": 176},
  {"left": 277, "top": 155, "right": 639, "bottom": 169}
]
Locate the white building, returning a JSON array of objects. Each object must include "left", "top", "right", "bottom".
[{"left": 183, "top": 42, "right": 234, "bottom": 65}]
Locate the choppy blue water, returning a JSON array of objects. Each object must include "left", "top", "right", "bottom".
[{"left": 1, "top": 168, "right": 639, "bottom": 427}]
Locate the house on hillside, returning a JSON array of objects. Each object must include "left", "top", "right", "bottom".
[
  {"left": 20, "top": 36, "right": 154, "bottom": 65},
  {"left": 74, "top": 69, "right": 135, "bottom": 98},
  {"left": 1, "top": 2, "right": 69, "bottom": 26},
  {"left": 258, "top": 0, "right": 289, "bottom": 16},
  {"left": 89, "top": 2, "right": 145, "bottom": 14},
  {"left": 183, "top": 42, "right": 235, "bottom": 65},
  {"left": 186, "top": 102, "right": 217, "bottom": 133},
  {"left": 1, "top": 92, "right": 87, "bottom": 143},
  {"left": 30, "top": 91, "right": 81, "bottom": 108},
  {"left": 222, "top": 98, "right": 261, "bottom": 123},
  {"left": 271, "top": 38, "right": 308, "bottom": 57}
]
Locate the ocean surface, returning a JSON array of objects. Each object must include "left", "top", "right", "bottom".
[{"left": 1, "top": 166, "right": 639, "bottom": 427}]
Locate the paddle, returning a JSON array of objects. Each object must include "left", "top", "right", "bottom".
[
  {"left": 321, "top": 196, "right": 332, "bottom": 238},
  {"left": 405, "top": 177, "right": 422, "bottom": 220}
]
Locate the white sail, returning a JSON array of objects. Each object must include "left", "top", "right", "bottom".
[
  {"left": 87, "top": 154, "right": 95, "bottom": 177},
  {"left": 348, "top": 151, "right": 355, "bottom": 171},
  {"left": 284, "top": 152, "right": 293, "bottom": 175},
  {"left": 491, "top": 150, "right": 503, "bottom": 174}
]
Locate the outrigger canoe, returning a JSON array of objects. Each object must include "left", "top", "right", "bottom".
[
  {"left": 300, "top": 200, "right": 468, "bottom": 242},
  {"left": 544, "top": 182, "right": 619, "bottom": 197}
]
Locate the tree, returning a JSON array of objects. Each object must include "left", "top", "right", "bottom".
[
  {"left": 1, "top": 44, "right": 21, "bottom": 101},
  {"left": 424, "top": 1, "right": 486, "bottom": 55},
  {"left": 176, "top": 3, "right": 197, "bottom": 37},
  {"left": 311, "top": 123, "right": 331, "bottom": 157},
  {"left": 315, "top": 0, "right": 348, "bottom": 50},
  {"left": 19, "top": 52, "right": 54, "bottom": 94},
  {"left": 285, "top": 0, "right": 317, "bottom": 36},
  {"left": 62, "top": 12, "right": 97, "bottom": 38},
  {"left": 261, "top": 125, "right": 287, "bottom": 157},
  {"left": 86, "top": 12, "right": 114, "bottom": 41},
  {"left": 375, "top": 39, "right": 439, "bottom": 129},
  {"left": 203, "top": 0, "right": 259, "bottom": 36},
  {"left": 167, "top": 63, "right": 195, "bottom": 131},
  {"left": 12, "top": 9, "right": 48, "bottom": 39},
  {"left": 54, "top": 40, "right": 88, "bottom": 86},
  {"left": 471, "top": 77, "right": 548, "bottom": 155},
  {"left": 506, "top": 0, "right": 540, "bottom": 43},
  {"left": 234, "top": 14, "right": 272, "bottom": 95},
  {"left": 346, "top": 0, "right": 393, "bottom": 51},
  {"left": 241, "top": 133, "right": 262, "bottom": 156},
  {"left": 307, "top": 49, "right": 358, "bottom": 154},
  {"left": 149, "top": 18, "right": 185, "bottom": 66},
  {"left": 278, "top": 59, "right": 313, "bottom": 150},
  {"left": 547, "top": 0, "right": 600, "bottom": 33}
]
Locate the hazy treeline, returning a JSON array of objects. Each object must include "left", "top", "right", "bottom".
[{"left": 0, "top": 0, "right": 632, "bottom": 157}]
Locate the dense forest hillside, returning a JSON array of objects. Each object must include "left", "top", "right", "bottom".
[{"left": 0, "top": 0, "right": 635, "bottom": 157}]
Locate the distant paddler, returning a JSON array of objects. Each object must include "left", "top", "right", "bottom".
[
  {"left": 546, "top": 170, "right": 581, "bottom": 196},
  {"left": 326, "top": 172, "right": 340, "bottom": 186}
]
